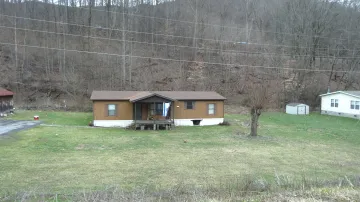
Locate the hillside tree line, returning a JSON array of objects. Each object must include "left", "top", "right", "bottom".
[{"left": 0, "top": 0, "right": 359, "bottom": 110}]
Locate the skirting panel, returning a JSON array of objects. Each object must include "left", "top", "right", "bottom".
[
  {"left": 93, "top": 118, "right": 225, "bottom": 128},
  {"left": 93, "top": 120, "right": 134, "bottom": 128},
  {"left": 174, "top": 118, "right": 224, "bottom": 126},
  {"left": 321, "top": 110, "right": 360, "bottom": 119}
]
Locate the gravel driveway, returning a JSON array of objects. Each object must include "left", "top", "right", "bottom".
[{"left": 0, "top": 119, "right": 41, "bottom": 136}]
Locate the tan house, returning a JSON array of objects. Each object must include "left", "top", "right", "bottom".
[{"left": 90, "top": 91, "right": 226, "bottom": 127}]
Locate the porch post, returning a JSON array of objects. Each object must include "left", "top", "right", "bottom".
[
  {"left": 134, "top": 102, "right": 137, "bottom": 127},
  {"left": 172, "top": 101, "right": 175, "bottom": 127},
  {"left": 153, "top": 101, "right": 155, "bottom": 123}
]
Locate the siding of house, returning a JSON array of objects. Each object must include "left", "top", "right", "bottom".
[
  {"left": 321, "top": 93, "right": 360, "bottom": 117},
  {"left": 93, "top": 101, "right": 133, "bottom": 120},
  {"left": 173, "top": 100, "right": 224, "bottom": 119}
]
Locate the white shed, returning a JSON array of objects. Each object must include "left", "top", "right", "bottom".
[{"left": 286, "top": 103, "right": 309, "bottom": 115}]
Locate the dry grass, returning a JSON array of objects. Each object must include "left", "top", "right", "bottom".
[
  {"left": 1, "top": 111, "right": 360, "bottom": 200},
  {"left": 2, "top": 183, "right": 360, "bottom": 201}
]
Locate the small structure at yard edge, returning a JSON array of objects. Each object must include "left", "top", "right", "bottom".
[
  {"left": 0, "top": 87, "right": 14, "bottom": 116},
  {"left": 286, "top": 103, "right": 309, "bottom": 115},
  {"left": 319, "top": 90, "right": 360, "bottom": 119},
  {"left": 90, "top": 91, "right": 226, "bottom": 129}
]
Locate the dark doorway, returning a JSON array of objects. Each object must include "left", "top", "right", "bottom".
[{"left": 134, "top": 103, "right": 142, "bottom": 120}]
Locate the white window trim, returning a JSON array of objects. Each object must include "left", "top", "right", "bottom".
[
  {"left": 350, "top": 100, "right": 360, "bottom": 110},
  {"left": 108, "top": 104, "right": 117, "bottom": 116},
  {"left": 351, "top": 101, "right": 355, "bottom": 109},
  {"left": 208, "top": 103, "right": 216, "bottom": 115},
  {"left": 331, "top": 99, "right": 339, "bottom": 108}
]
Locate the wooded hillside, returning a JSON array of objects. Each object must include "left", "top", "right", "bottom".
[{"left": 1, "top": 0, "right": 360, "bottom": 110}]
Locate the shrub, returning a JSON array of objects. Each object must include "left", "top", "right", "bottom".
[
  {"left": 219, "top": 120, "right": 231, "bottom": 126},
  {"left": 126, "top": 123, "right": 137, "bottom": 130}
]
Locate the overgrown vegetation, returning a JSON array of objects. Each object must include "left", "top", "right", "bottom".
[
  {"left": 218, "top": 120, "right": 231, "bottom": 126},
  {"left": 1, "top": 111, "right": 360, "bottom": 201},
  {"left": 2, "top": 177, "right": 360, "bottom": 201}
]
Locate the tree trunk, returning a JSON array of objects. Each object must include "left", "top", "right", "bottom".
[
  {"left": 250, "top": 107, "right": 261, "bottom": 137},
  {"left": 192, "top": 0, "right": 198, "bottom": 59}
]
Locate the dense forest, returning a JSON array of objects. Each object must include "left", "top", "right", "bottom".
[{"left": 1, "top": 0, "right": 360, "bottom": 110}]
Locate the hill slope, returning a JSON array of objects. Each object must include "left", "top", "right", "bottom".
[{"left": 0, "top": 0, "right": 359, "bottom": 109}]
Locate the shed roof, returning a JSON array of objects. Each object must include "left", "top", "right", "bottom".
[
  {"left": 287, "top": 103, "right": 307, "bottom": 107},
  {"left": 90, "top": 91, "right": 226, "bottom": 101},
  {"left": 0, "top": 88, "right": 14, "bottom": 97},
  {"left": 319, "top": 91, "right": 360, "bottom": 99}
]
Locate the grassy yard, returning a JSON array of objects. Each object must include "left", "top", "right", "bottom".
[
  {"left": 1, "top": 110, "right": 360, "bottom": 200},
  {"left": 6, "top": 110, "right": 92, "bottom": 126}
]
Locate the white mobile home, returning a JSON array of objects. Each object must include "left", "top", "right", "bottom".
[
  {"left": 286, "top": 103, "right": 309, "bottom": 115},
  {"left": 319, "top": 91, "right": 360, "bottom": 119}
]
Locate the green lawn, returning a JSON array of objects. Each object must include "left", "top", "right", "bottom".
[
  {"left": 6, "top": 110, "right": 92, "bottom": 126},
  {"left": 1, "top": 111, "right": 360, "bottom": 197}
]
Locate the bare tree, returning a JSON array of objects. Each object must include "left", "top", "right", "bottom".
[{"left": 245, "top": 82, "right": 269, "bottom": 137}]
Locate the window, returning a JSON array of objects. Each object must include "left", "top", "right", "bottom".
[
  {"left": 156, "top": 103, "right": 163, "bottom": 115},
  {"left": 350, "top": 100, "right": 360, "bottom": 110},
  {"left": 150, "top": 103, "right": 163, "bottom": 115},
  {"left": 208, "top": 104, "right": 216, "bottom": 115},
  {"left": 108, "top": 104, "right": 116, "bottom": 116},
  {"left": 331, "top": 99, "right": 339, "bottom": 108},
  {"left": 185, "top": 101, "right": 195, "bottom": 110}
]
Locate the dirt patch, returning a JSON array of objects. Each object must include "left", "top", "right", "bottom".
[
  {"left": 75, "top": 144, "right": 85, "bottom": 150},
  {"left": 75, "top": 144, "right": 108, "bottom": 150}
]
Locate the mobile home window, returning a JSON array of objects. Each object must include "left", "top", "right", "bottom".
[
  {"left": 108, "top": 104, "right": 116, "bottom": 116},
  {"left": 185, "top": 101, "right": 195, "bottom": 110},
  {"left": 331, "top": 99, "right": 338, "bottom": 108},
  {"left": 356, "top": 101, "right": 360, "bottom": 110},
  {"left": 351, "top": 101, "right": 355, "bottom": 109},
  {"left": 208, "top": 104, "right": 216, "bottom": 115}
]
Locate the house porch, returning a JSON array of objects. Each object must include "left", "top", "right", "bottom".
[{"left": 132, "top": 94, "right": 175, "bottom": 130}]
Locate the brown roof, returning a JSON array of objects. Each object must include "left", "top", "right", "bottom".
[
  {"left": 90, "top": 91, "right": 226, "bottom": 101},
  {"left": 128, "top": 92, "right": 154, "bottom": 102},
  {"left": 0, "top": 88, "right": 14, "bottom": 97},
  {"left": 129, "top": 92, "right": 175, "bottom": 102}
]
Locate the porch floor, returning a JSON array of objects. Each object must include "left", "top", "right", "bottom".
[
  {"left": 135, "top": 120, "right": 172, "bottom": 124},
  {"left": 134, "top": 120, "right": 174, "bottom": 130}
]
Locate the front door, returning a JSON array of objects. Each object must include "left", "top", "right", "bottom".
[
  {"left": 298, "top": 106, "right": 305, "bottom": 114},
  {"left": 134, "top": 103, "right": 142, "bottom": 120}
]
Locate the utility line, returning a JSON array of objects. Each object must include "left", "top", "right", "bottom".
[
  {"left": 2, "top": 13, "right": 360, "bottom": 52},
  {"left": 2, "top": 24, "right": 360, "bottom": 60},
  {"left": 1, "top": 41, "right": 359, "bottom": 74}
]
